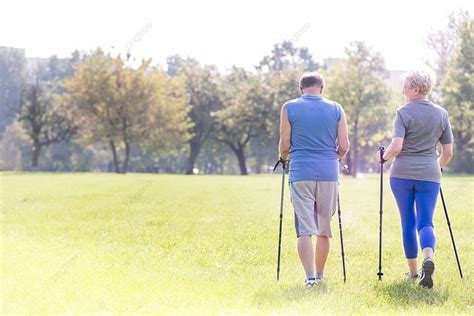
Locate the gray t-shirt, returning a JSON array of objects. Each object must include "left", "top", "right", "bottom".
[{"left": 390, "top": 100, "right": 453, "bottom": 183}]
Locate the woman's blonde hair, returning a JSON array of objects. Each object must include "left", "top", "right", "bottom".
[{"left": 402, "top": 71, "right": 433, "bottom": 96}]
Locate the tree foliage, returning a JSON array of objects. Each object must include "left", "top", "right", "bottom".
[
  {"left": 214, "top": 67, "right": 269, "bottom": 175},
  {"left": 0, "top": 47, "right": 25, "bottom": 135},
  {"left": 327, "top": 41, "right": 392, "bottom": 175},
  {"left": 441, "top": 13, "right": 474, "bottom": 172},
  {"left": 426, "top": 11, "right": 469, "bottom": 102},
  {"left": 65, "top": 49, "right": 191, "bottom": 173},
  {"left": 167, "top": 55, "right": 222, "bottom": 174},
  {"left": 18, "top": 74, "right": 78, "bottom": 168}
]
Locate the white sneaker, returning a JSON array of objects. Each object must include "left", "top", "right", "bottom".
[
  {"left": 304, "top": 279, "right": 316, "bottom": 288},
  {"left": 304, "top": 278, "right": 323, "bottom": 288}
]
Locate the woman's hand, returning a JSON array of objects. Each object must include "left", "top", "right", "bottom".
[
  {"left": 439, "top": 143, "right": 453, "bottom": 169},
  {"left": 375, "top": 150, "right": 385, "bottom": 163}
]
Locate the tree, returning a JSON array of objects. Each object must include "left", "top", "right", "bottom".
[
  {"left": 426, "top": 11, "right": 469, "bottom": 102},
  {"left": 0, "top": 121, "right": 30, "bottom": 171},
  {"left": 65, "top": 49, "right": 191, "bottom": 173},
  {"left": 327, "top": 41, "right": 392, "bottom": 176},
  {"left": 40, "top": 51, "right": 82, "bottom": 87},
  {"left": 167, "top": 55, "right": 222, "bottom": 174},
  {"left": 0, "top": 47, "right": 26, "bottom": 136},
  {"left": 214, "top": 67, "right": 269, "bottom": 175},
  {"left": 36, "top": 52, "right": 89, "bottom": 171},
  {"left": 256, "top": 41, "right": 318, "bottom": 73},
  {"left": 442, "top": 13, "right": 474, "bottom": 172},
  {"left": 18, "top": 74, "right": 78, "bottom": 168}
]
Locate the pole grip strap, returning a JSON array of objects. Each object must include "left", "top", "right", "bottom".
[{"left": 273, "top": 159, "right": 288, "bottom": 171}]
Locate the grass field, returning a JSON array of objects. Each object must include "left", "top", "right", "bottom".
[{"left": 1, "top": 173, "right": 473, "bottom": 314}]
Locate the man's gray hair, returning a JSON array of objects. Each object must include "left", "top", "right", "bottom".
[{"left": 299, "top": 72, "right": 325, "bottom": 89}]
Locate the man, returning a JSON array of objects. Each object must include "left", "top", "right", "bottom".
[{"left": 279, "top": 72, "right": 350, "bottom": 287}]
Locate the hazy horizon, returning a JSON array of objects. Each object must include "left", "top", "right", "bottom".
[{"left": 1, "top": 0, "right": 472, "bottom": 72}]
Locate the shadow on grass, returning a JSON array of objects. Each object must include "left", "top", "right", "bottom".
[
  {"left": 253, "top": 282, "right": 329, "bottom": 308},
  {"left": 375, "top": 280, "right": 449, "bottom": 307},
  {"left": 282, "top": 282, "right": 329, "bottom": 299}
]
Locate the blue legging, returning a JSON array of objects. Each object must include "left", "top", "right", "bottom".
[{"left": 390, "top": 177, "right": 440, "bottom": 259}]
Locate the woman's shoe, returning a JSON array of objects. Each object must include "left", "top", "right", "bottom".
[
  {"left": 404, "top": 272, "right": 420, "bottom": 280},
  {"left": 419, "top": 258, "right": 435, "bottom": 288}
]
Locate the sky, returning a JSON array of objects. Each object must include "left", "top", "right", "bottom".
[{"left": 1, "top": 0, "right": 472, "bottom": 72}]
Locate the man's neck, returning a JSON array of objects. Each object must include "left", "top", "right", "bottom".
[{"left": 301, "top": 88, "right": 322, "bottom": 96}]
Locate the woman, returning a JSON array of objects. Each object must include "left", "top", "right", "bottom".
[{"left": 379, "top": 71, "right": 453, "bottom": 289}]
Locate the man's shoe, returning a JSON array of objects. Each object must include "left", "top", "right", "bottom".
[
  {"left": 419, "top": 258, "right": 435, "bottom": 289},
  {"left": 304, "top": 278, "right": 316, "bottom": 288}
]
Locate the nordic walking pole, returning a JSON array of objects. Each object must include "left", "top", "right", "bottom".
[
  {"left": 338, "top": 161, "right": 350, "bottom": 284},
  {"left": 377, "top": 147, "right": 385, "bottom": 281},
  {"left": 273, "top": 159, "right": 287, "bottom": 281},
  {"left": 337, "top": 192, "right": 347, "bottom": 283},
  {"left": 439, "top": 185, "right": 463, "bottom": 278}
]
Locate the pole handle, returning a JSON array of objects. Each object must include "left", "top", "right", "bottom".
[{"left": 379, "top": 147, "right": 386, "bottom": 164}]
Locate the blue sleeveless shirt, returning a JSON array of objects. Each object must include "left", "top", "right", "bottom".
[{"left": 286, "top": 95, "right": 341, "bottom": 182}]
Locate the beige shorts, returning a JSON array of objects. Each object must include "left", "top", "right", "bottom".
[{"left": 289, "top": 181, "right": 338, "bottom": 238}]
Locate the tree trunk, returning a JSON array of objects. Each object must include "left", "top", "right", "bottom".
[
  {"left": 232, "top": 145, "right": 248, "bottom": 175},
  {"left": 255, "top": 150, "right": 262, "bottom": 174},
  {"left": 122, "top": 141, "right": 130, "bottom": 174},
  {"left": 31, "top": 140, "right": 41, "bottom": 169},
  {"left": 110, "top": 140, "right": 120, "bottom": 173},
  {"left": 185, "top": 143, "right": 200, "bottom": 175}
]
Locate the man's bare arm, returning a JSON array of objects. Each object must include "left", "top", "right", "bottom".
[{"left": 337, "top": 108, "right": 350, "bottom": 158}]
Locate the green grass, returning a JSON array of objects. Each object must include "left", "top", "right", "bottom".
[{"left": 1, "top": 173, "right": 473, "bottom": 314}]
